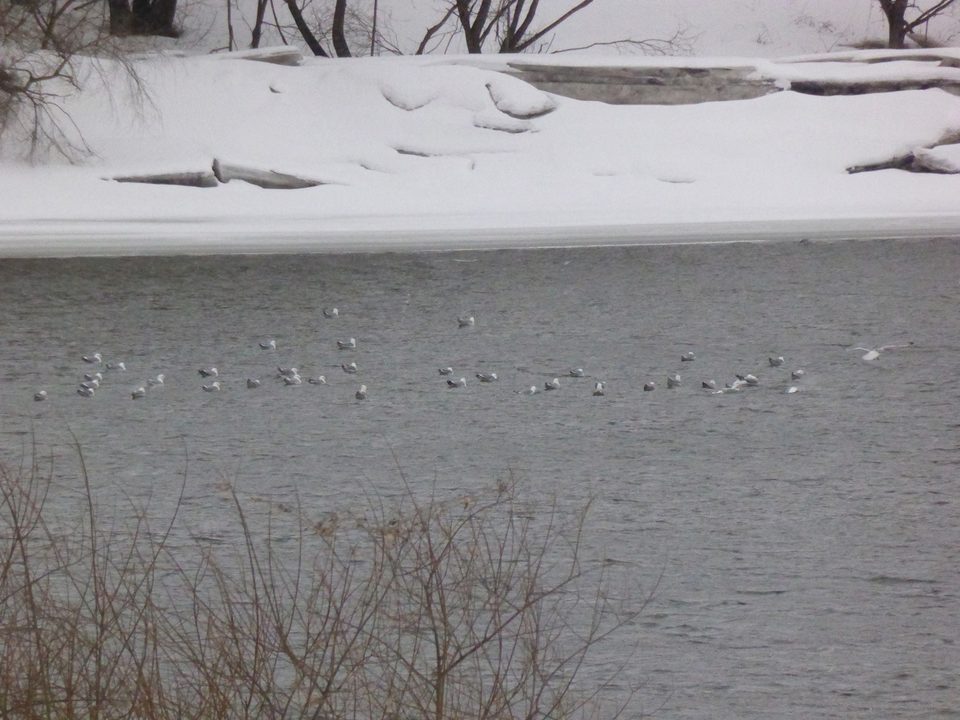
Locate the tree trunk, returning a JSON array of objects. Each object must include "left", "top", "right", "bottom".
[
  {"left": 250, "top": 0, "right": 268, "bottom": 48},
  {"left": 331, "top": 0, "right": 351, "bottom": 56},
  {"left": 107, "top": 0, "right": 134, "bottom": 35},
  {"left": 283, "top": 0, "right": 329, "bottom": 56},
  {"left": 879, "top": 0, "right": 909, "bottom": 48},
  {"left": 109, "top": 0, "right": 178, "bottom": 36}
]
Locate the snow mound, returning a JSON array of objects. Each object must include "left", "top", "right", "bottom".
[{"left": 484, "top": 76, "right": 557, "bottom": 119}]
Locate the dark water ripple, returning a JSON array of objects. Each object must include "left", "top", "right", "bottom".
[{"left": 1, "top": 237, "right": 959, "bottom": 719}]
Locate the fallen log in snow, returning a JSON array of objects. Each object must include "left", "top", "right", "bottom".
[
  {"left": 212, "top": 159, "right": 323, "bottom": 189},
  {"left": 109, "top": 171, "right": 219, "bottom": 187}
]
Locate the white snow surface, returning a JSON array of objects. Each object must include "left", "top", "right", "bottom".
[{"left": 1, "top": 51, "right": 959, "bottom": 256}]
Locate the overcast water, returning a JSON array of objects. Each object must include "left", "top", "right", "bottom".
[{"left": 1, "top": 237, "right": 958, "bottom": 719}]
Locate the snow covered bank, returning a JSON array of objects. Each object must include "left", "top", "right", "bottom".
[{"left": 2, "top": 51, "right": 959, "bottom": 256}]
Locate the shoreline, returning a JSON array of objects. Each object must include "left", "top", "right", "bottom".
[{"left": 2, "top": 214, "right": 959, "bottom": 258}]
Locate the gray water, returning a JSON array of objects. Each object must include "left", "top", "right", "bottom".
[{"left": 1, "top": 237, "right": 959, "bottom": 719}]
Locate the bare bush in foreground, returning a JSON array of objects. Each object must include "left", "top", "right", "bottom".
[{"left": 0, "top": 451, "right": 643, "bottom": 719}]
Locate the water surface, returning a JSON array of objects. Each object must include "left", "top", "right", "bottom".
[{"left": 1, "top": 237, "right": 958, "bottom": 719}]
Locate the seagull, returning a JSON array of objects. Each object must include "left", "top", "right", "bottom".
[
  {"left": 643, "top": 382, "right": 656, "bottom": 391},
  {"left": 702, "top": 379, "right": 717, "bottom": 390},
  {"left": 337, "top": 338, "right": 356, "bottom": 350},
  {"left": 544, "top": 377, "right": 560, "bottom": 391},
  {"left": 199, "top": 367, "right": 218, "bottom": 378},
  {"left": 593, "top": 381, "right": 605, "bottom": 396},
  {"left": 667, "top": 373, "right": 681, "bottom": 388},
  {"left": 277, "top": 366, "right": 298, "bottom": 378},
  {"left": 791, "top": 369, "right": 805, "bottom": 380},
  {"left": 80, "top": 379, "right": 99, "bottom": 390},
  {"left": 769, "top": 356, "right": 785, "bottom": 367},
  {"left": 726, "top": 378, "right": 747, "bottom": 391},
  {"left": 520, "top": 385, "right": 538, "bottom": 395},
  {"left": 736, "top": 373, "right": 759, "bottom": 386},
  {"left": 342, "top": 362, "right": 358, "bottom": 374},
  {"left": 82, "top": 352, "right": 102, "bottom": 364},
  {"left": 569, "top": 368, "right": 585, "bottom": 377},
  {"left": 323, "top": 307, "right": 339, "bottom": 318},
  {"left": 246, "top": 378, "right": 261, "bottom": 388},
  {"left": 680, "top": 352, "right": 696, "bottom": 362},
  {"left": 106, "top": 361, "right": 126, "bottom": 371},
  {"left": 283, "top": 374, "right": 303, "bottom": 385},
  {"left": 83, "top": 371, "right": 103, "bottom": 382},
  {"left": 476, "top": 372, "right": 498, "bottom": 383},
  {"left": 447, "top": 377, "right": 467, "bottom": 388},
  {"left": 131, "top": 386, "right": 146, "bottom": 399},
  {"left": 308, "top": 375, "right": 326, "bottom": 385},
  {"left": 852, "top": 342, "right": 914, "bottom": 361},
  {"left": 202, "top": 381, "right": 221, "bottom": 392},
  {"left": 355, "top": 384, "right": 367, "bottom": 400},
  {"left": 438, "top": 367, "right": 454, "bottom": 376},
  {"left": 34, "top": 390, "right": 47, "bottom": 401},
  {"left": 786, "top": 386, "right": 800, "bottom": 394},
  {"left": 259, "top": 339, "right": 277, "bottom": 350},
  {"left": 77, "top": 386, "right": 95, "bottom": 398},
  {"left": 148, "top": 374, "right": 165, "bottom": 387},
  {"left": 457, "top": 316, "right": 475, "bottom": 328}
]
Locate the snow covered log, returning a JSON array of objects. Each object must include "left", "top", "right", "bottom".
[
  {"left": 109, "top": 171, "right": 219, "bottom": 187},
  {"left": 847, "top": 143, "right": 960, "bottom": 175},
  {"left": 212, "top": 159, "right": 323, "bottom": 189},
  {"left": 911, "top": 145, "right": 960, "bottom": 174}
]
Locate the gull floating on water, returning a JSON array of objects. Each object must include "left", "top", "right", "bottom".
[
  {"left": 342, "top": 362, "right": 358, "bottom": 374},
  {"left": 476, "top": 372, "right": 498, "bottom": 383},
  {"left": 852, "top": 342, "right": 914, "bottom": 361},
  {"left": 106, "top": 361, "right": 126, "bottom": 371},
  {"left": 82, "top": 352, "right": 102, "bottom": 364},
  {"left": 308, "top": 375, "right": 326, "bottom": 385},
  {"left": 702, "top": 379, "right": 717, "bottom": 390},
  {"left": 246, "top": 378, "right": 261, "bottom": 389},
  {"left": 84, "top": 371, "right": 103, "bottom": 382},
  {"left": 278, "top": 366, "right": 298, "bottom": 378},
  {"left": 680, "top": 352, "right": 696, "bottom": 362},
  {"left": 34, "top": 390, "right": 47, "bottom": 401},
  {"left": 77, "top": 386, "right": 95, "bottom": 398},
  {"left": 438, "top": 367, "right": 453, "bottom": 376},
  {"left": 457, "top": 316, "right": 475, "bottom": 328},
  {"left": 202, "top": 381, "right": 221, "bottom": 392},
  {"left": 736, "top": 373, "right": 759, "bottom": 386},
  {"left": 80, "top": 379, "right": 100, "bottom": 390},
  {"left": 544, "top": 378, "right": 560, "bottom": 391},
  {"left": 447, "top": 377, "right": 467, "bottom": 388},
  {"left": 148, "top": 374, "right": 165, "bottom": 387},
  {"left": 769, "top": 356, "right": 785, "bottom": 367},
  {"left": 259, "top": 339, "right": 277, "bottom": 350},
  {"left": 667, "top": 373, "right": 681, "bottom": 389},
  {"left": 323, "top": 307, "right": 339, "bottom": 318},
  {"left": 786, "top": 386, "right": 800, "bottom": 394},
  {"left": 593, "top": 381, "right": 605, "bottom": 396},
  {"left": 569, "top": 368, "right": 585, "bottom": 377},
  {"left": 199, "top": 367, "right": 218, "bottom": 378},
  {"left": 283, "top": 374, "right": 303, "bottom": 385},
  {"left": 791, "top": 369, "right": 805, "bottom": 380},
  {"left": 131, "top": 386, "right": 146, "bottom": 399},
  {"left": 337, "top": 337, "right": 356, "bottom": 350},
  {"left": 520, "top": 385, "right": 538, "bottom": 395},
  {"left": 643, "top": 382, "right": 656, "bottom": 391},
  {"left": 355, "top": 384, "right": 367, "bottom": 400}
]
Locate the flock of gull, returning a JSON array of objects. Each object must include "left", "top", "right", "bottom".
[{"left": 29, "top": 304, "right": 913, "bottom": 405}]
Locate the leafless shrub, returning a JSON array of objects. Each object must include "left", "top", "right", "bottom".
[{"left": 1, "top": 448, "right": 645, "bottom": 719}]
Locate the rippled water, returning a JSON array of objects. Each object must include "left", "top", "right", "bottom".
[{"left": 2, "top": 237, "right": 959, "bottom": 718}]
